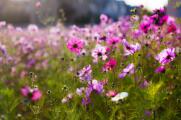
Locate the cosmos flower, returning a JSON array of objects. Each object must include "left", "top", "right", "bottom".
[
  {"left": 67, "top": 37, "right": 85, "bottom": 54},
  {"left": 91, "top": 79, "right": 104, "bottom": 94},
  {"left": 100, "top": 14, "right": 108, "bottom": 24},
  {"left": 119, "top": 63, "right": 135, "bottom": 78},
  {"left": 21, "top": 86, "right": 42, "bottom": 101},
  {"left": 150, "top": 8, "right": 168, "bottom": 26},
  {"left": 122, "top": 39, "right": 141, "bottom": 56},
  {"left": 140, "top": 21, "right": 151, "bottom": 33},
  {"left": 61, "top": 93, "right": 73, "bottom": 103},
  {"left": 111, "top": 92, "right": 128, "bottom": 102},
  {"left": 155, "top": 66, "right": 166, "bottom": 73},
  {"left": 27, "top": 24, "right": 39, "bottom": 32},
  {"left": 77, "top": 65, "right": 92, "bottom": 82},
  {"left": 167, "top": 23, "right": 177, "bottom": 33},
  {"left": 106, "top": 90, "right": 117, "bottom": 97},
  {"left": 107, "top": 37, "right": 120, "bottom": 46},
  {"left": 155, "top": 48, "right": 176, "bottom": 65},
  {"left": 0, "top": 21, "right": 6, "bottom": 28},
  {"left": 76, "top": 87, "right": 85, "bottom": 96},
  {"left": 26, "top": 59, "right": 36, "bottom": 68},
  {"left": 82, "top": 97, "right": 91, "bottom": 105},
  {"left": 81, "top": 79, "right": 104, "bottom": 105},
  {"left": 0, "top": 43, "right": 7, "bottom": 56},
  {"left": 91, "top": 44, "right": 108, "bottom": 62},
  {"left": 103, "top": 58, "right": 117, "bottom": 72}
]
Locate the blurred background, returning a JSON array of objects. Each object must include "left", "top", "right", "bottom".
[{"left": 0, "top": 0, "right": 180, "bottom": 25}]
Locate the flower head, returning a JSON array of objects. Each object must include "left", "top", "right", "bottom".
[
  {"left": 91, "top": 45, "right": 108, "bottom": 62},
  {"left": 61, "top": 93, "right": 73, "bottom": 103},
  {"left": 76, "top": 87, "right": 85, "bottom": 96},
  {"left": 155, "top": 48, "right": 176, "bottom": 65},
  {"left": 77, "top": 65, "right": 92, "bottom": 82},
  {"left": 119, "top": 63, "right": 135, "bottom": 78},
  {"left": 107, "top": 37, "right": 120, "bottom": 46},
  {"left": 122, "top": 40, "right": 141, "bottom": 56},
  {"left": 91, "top": 79, "right": 104, "bottom": 94},
  {"left": 150, "top": 8, "right": 168, "bottom": 26},
  {"left": 103, "top": 58, "right": 117, "bottom": 72},
  {"left": 21, "top": 86, "right": 42, "bottom": 101},
  {"left": 100, "top": 14, "right": 108, "bottom": 24},
  {"left": 155, "top": 66, "right": 166, "bottom": 73},
  {"left": 111, "top": 92, "right": 128, "bottom": 102},
  {"left": 140, "top": 21, "right": 151, "bottom": 33},
  {"left": 67, "top": 37, "right": 84, "bottom": 54},
  {"left": 167, "top": 23, "right": 176, "bottom": 33},
  {"left": 106, "top": 90, "right": 117, "bottom": 97}
]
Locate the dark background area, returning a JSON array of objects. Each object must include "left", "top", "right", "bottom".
[{"left": 0, "top": 0, "right": 180, "bottom": 26}]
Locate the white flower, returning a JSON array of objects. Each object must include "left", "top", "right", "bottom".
[
  {"left": 111, "top": 92, "right": 128, "bottom": 102},
  {"left": 118, "top": 0, "right": 168, "bottom": 11},
  {"left": 91, "top": 44, "right": 108, "bottom": 63}
]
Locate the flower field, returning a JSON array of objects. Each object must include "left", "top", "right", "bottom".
[{"left": 0, "top": 8, "right": 181, "bottom": 120}]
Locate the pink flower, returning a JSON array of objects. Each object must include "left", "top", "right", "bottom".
[
  {"left": 100, "top": 14, "right": 108, "bottom": 24},
  {"left": 106, "top": 90, "right": 117, "bottom": 97},
  {"left": 21, "top": 86, "right": 42, "bottom": 101},
  {"left": 27, "top": 24, "right": 39, "bottom": 32},
  {"left": 67, "top": 37, "right": 84, "bottom": 54},
  {"left": 122, "top": 39, "right": 141, "bottom": 56},
  {"left": 91, "top": 45, "right": 108, "bottom": 62},
  {"left": 103, "top": 58, "right": 117, "bottom": 72},
  {"left": 61, "top": 93, "right": 73, "bottom": 103},
  {"left": 107, "top": 37, "right": 120, "bottom": 46},
  {"left": 155, "top": 66, "right": 166, "bottom": 73},
  {"left": 35, "top": 1, "right": 41, "bottom": 8},
  {"left": 155, "top": 48, "right": 176, "bottom": 65},
  {"left": 119, "top": 63, "right": 135, "bottom": 78},
  {"left": 150, "top": 8, "right": 168, "bottom": 26},
  {"left": 0, "top": 21, "right": 6, "bottom": 28},
  {"left": 140, "top": 21, "right": 151, "bottom": 33}
]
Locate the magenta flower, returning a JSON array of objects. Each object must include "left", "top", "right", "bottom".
[
  {"left": 103, "top": 58, "right": 117, "bottom": 72},
  {"left": 155, "top": 48, "right": 176, "bottom": 65},
  {"left": 67, "top": 37, "right": 84, "bottom": 54},
  {"left": 155, "top": 66, "right": 166, "bottom": 73},
  {"left": 107, "top": 37, "right": 120, "bottom": 46},
  {"left": 91, "top": 45, "right": 108, "bottom": 62},
  {"left": 122, "top": 39, "right": 141, "bottom": 56},
  {"left": 150, "top": 8, "right": 168, "bottom": 26},
  {"left": 119, "top": 63, "right": 135, "bottom": 78},
  {"left": 21, "top": 86, "right": 42, "bottom": 101},
  {"left": 167, "top": 23, "right": 176, "bottom": 33},
  {"left": 77, "top": 65, "right": 92, "bottom": 82},
  {"left": 140, "top": 20, "right": 151, "bottom": 33}
]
